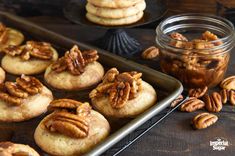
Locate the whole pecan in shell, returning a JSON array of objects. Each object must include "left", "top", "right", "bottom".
[{"left": 192, "top": 112, "right": 218, "bottom": 129}]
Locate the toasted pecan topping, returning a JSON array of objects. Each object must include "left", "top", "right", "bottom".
[
  {"left": 2, "top": 41, "right": 53, "bottom": 60},
  {"left": 0, "top": 23, "right": 8, "bottom": 44},
  {"left": 45, "top": 99, "right": 92, "bottom": 139},
  {"left": 16, "top": 75, "right": 43, "bottom": 95},
  {"left": 51, "top": 45, "right": 99, "bottom": 75},
  {"left": 45, "top": 111, "right": 89, "bottom": 138},
  {"left": 89, "top": 68, "right": 142, "bottom": 109},
  {"left": 0, "top": 76, "right": 43, "bottom": 106}
]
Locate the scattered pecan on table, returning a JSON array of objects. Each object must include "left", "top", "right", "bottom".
[
  {"left": 220, "top": 76, "right": 235, "bottom": 90},
  {"left": 51, "top": 45, "right": 99, "bottom": 75},
  {"left": 44, "top": 99, "right": 91, "bottom": 138},
  {"left": 220, "top": 89, "right": 235, "bottom": 105},
  {"left": 141, "top": 46, "right": 159, "bottom": 60},
  {"left": 89, "top": 68, "right": 142, "bottom": 109},
  {"left": 188, "top": 86, "right": 208, "bottom": 98},
  {"left": 203, "top": 92, "right": 223, "bottom": 113},
  {"left": 0, "top": 75, "right": 43, "bottom": 106},
  {"left": 180, "top": 97, "right": 205, "bottom": 112},
  {"left": 192, "top": 112, "right": 218, "bottom": 130},
  {"left": 2, "top": 41, "right": 53, "bottom": 60}
]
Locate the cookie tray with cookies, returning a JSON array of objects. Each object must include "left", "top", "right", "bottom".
[{"left": 0, "top": 11, "right": 183, "bottom": 155}]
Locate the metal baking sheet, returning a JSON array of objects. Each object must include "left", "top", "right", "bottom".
[{"left": 0, "top": 11, "right": 183, "bottom": 156}]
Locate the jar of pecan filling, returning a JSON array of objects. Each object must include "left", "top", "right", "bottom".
[{"left": 156, "top": 14, "right": 235, "bottom": 88}]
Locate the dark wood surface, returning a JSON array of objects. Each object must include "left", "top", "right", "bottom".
[{"left": 22, "top": 16, "right": 235, "bottom": 156}]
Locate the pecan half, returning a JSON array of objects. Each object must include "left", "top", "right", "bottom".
[
  {"left": 229, "top": 90, "right": 235, "bottom": 105},
  {"left": 220, "top": 89, "right": 228, "bottom": 104},
  {"left": 0, "top": 23, "right": 8, "bottom": 44},
  {"left": 25, "top": 41, "right": 53, "bottom": 60},
  {"left": 192, "top": 112, "right": 218, "bottom": 130},
  {"left": 51, "top": 57, "right": 67, "bottom": 72},
  {"left": 102, "top": 68, "right": 119, "bottom": 83},
  {"left": 2, "top": 45, "right": 23, "bottom": 56},
  {"left": 180, "top": 97, "right": 205, "bottom": 112},
  {"left": 89, "top": 83, "right": 114, "bottom": 98},
  {"left": 0, "top": 92, "right": 22, "bottom": 106},
  {"left": 170, "top": 95, "right": 183, "bottom": 108},
  {"left": 188, "top": 86, "right": 208, "bottom": 98},
  {"left": 141, "top": 46, "right": 159, "bottom": 60},
  {"left": 201, "top": 31, "right": 222, "bottom": 45},
  {"left": 82, "top": 49, "right": 99, "bottom": 64},
  {"left": 49, "top": 99, "right": 83, "bottom": 111},
  {"left": 45, "top": 111, "right": 89, "bottom": 138},
  {"left": 203, "top": 92, "right": 222, "bottom": 113},
  {"left": 170, "top": 32, "right": 188, "bottom": 41},
  {"left": 220, "top": 76, "right": 235, "bottom": 90},
  {"left": 108, "top": 82, "right": 130, "bottom": 109},
  {"left": 5, "top": 82, "right": 28, "bottom": 98},
  {"left": 16, "top": 75, "right": 43, "bottom": 95}
]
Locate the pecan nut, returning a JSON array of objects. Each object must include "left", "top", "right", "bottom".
[
  {"left": 229, "top": 90, "right": 235, "bottom": 105},
  {"left": 0, "top": 23, "right": 8, "bottom": 44},
  {"left": 220, "top": 89, "right": 228, "bottom": 104},
  {"left": 170, "top": 32, "right": 188, "bottom": 41},
  {"left": 102, "top": 68, "right": 119, "bottom": 83},
  {"left": 0, "top": 92, "right": 22, "bottom": 106},
  {"left": 45, "top": 111, "right": 89, "bottom": 138},
  {"left": 220, "top": 76, "right": 235, "bottom": 90},
  {"left": 16, "top": 75, "right": 43, "bottom": 95},
  {"left": 76, "top": 102, "right": 91, "bottom": 117},
  {"left": 5, "top": 82, "right": 28, "bottom": 98},
  {"left": 141, "top": 46, "right": 159, "bottom": 60},
  {"left": 170, "top": 94, "right": 183, "bottom": 108},
  {"left": 192, "top": 112, "right": 218, "bottom": 130},
  {"left": 180, "top": 97, "right": 205, "bottom": 112},
  {"left": 51, "top": 45, "right": 99, "bottom": 76},
  {"left": 188, "top": 86, "right": 208, "bottom": 98},
  {"left": 49, "top": 99, "right": 83, "bottom": 111},
  {"left": 108, "top": 82, "right": 130, "bottom": 109},
  {"left": 203, "top": 92, "right": 222, "bottom": 112}
]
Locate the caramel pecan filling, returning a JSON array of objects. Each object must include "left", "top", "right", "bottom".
[
  {"left": 51, "top": 45, "right": 99, "bottom": 75},
  {"left": 89, "top": 68, "right": 142, "bottom": 109},
  {"left": 0, "top": 75, "right": 43, "bottom": 106},
  {"left": 44, "top": 99, "right": 91, "bottom": 138},
  {"left": 2, "top": 41, "right": 53, "bottom": 60},
  {"left": 0, "top": 23, "right": 8, "bottom": 44}
]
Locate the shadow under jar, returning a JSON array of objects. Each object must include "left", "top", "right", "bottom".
[{"left": 156, "top": 14, "right": 235, "bottom": 88}]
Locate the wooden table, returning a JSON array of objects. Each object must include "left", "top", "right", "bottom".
[{"left": 22, "top": 16, "right": 235, "bottom": 156}]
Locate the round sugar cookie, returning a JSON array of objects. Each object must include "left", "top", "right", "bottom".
[
  {"left": 87, "top": 0, "right": 143, "bottom": 8},
  {"left": 91, "top": 81, "right": 157, "bottom": 118},
  {"left": 86, "top": 11, "right": 144, "bottom": 26},
  {"left": 86, "top": 0, "right": 146, "bottom": 19},
  {"left": 1, "top": 47, "right": 58, "bottom": 75}
]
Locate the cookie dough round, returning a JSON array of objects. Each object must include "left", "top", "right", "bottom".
[
  {"left": 0, "top": 86, "right": 53, "bottom": 122},
  {"left": 44, "top": 61, "right": 104, "bottom": 91},
  {"left": 0, "top": 28, "right": 24, "bottom": 50},
  {"left": 86, "top": 0, "right": 146, "bottom": 19},
  {"left": 1, "top": 47, "right": 58, "bottom": 75},
  {"left": 86, "top": 11, "right": 144, "bottom": 26},
  {"left": 0, "top": 67, "right": 5, "bottom": 83},
  {"left": 0, "top": 142, "right": 39, "bottom": 156},
  {"left": 91, "top": 81, "right": 157, "bottom": 118},
  {"left": 87, "top": 0, "right": 143, "bottom": 8},
  {"left": 34, "top": 110, "right": 110, "bottom": 156}
]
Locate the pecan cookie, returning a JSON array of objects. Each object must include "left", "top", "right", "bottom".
[
  {"left": 44, "top": 45, "right": 104, "bottom": 91},
  {"left": 90, "top": 68, "right": 157, "bottom": 118},
  {"left": 0, "top": 23, "right": 24, "bottom": 50},
  {"left": 1, "top": 41, "right": 58, "bottom": 75},
  {"left": 0, "top": 142, "right": 39, "bottom": 156},
  {"left": 0, "top": 75, "right": 53, "bottom": 122},
  {"left": 34, "top": 99, "right": 110, "bottom": 156}
]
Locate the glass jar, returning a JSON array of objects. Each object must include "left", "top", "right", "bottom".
[{"left": 156, "top": 14, "right": 235, "bottom": 88}]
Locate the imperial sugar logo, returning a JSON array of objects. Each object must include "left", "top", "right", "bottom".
[{"left": 210, "top": 137, "right": 230, "bottom": 151}]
